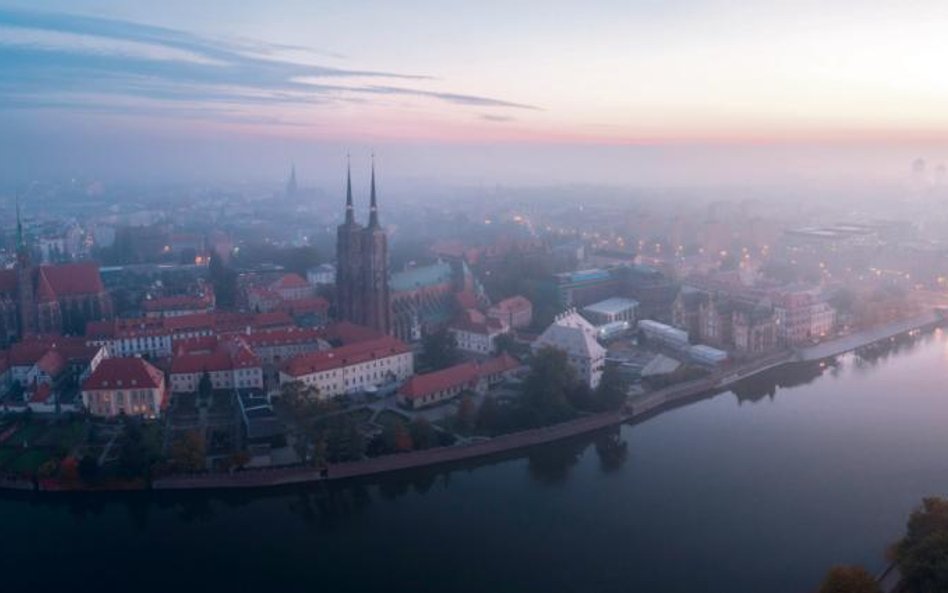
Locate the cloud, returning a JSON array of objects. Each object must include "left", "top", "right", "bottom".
[
  {"left": 0, "top": 8, "right": 536, "bottom": 125},
  {"left": 481, "top": 114, "right": 516, "bottom": 122}
]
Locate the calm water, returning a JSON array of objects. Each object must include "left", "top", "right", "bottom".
[{"left": 3, "top": 330, "right": 948, "bottom": 593}]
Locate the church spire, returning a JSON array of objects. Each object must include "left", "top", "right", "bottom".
[
  {"left": 368, "top": 153, "right": 380, "bottom": 228},
  {"left": 15, "top": 193, "right": 25, "bottom": 256},
  {"left": 345, "top": 153, "right": 355, "bottom": 225}
]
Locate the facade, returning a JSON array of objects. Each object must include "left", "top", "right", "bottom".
[
  {"left": 279, "top": 335, "right": 413, "bottom": 399},
  {"left": 449, "top": 309, "right": 508, "bottom": 355},
  {"left": 487, "top": 295, "right": 533, "bottom": 330},
  {"left": 532, "top": 309, "right": 607, "bottom": 389},
  {"left": 773, "top": 289, "right": 836, "bottom": 346},
  {"left": 169, "top": 336, "right": 263, "bottom": 394},
  {"left": 143, "top": 287, "right": 215, "bottom": 318},
  {"left": 335, "top": 160, "right": 392, "bottom": 335},
  {"left": 0, "top": 207, "right": 112, "bottom": 343},
  {"left": 3, "top": 336, "right": 107, "bottom": 400},
  {"left": 306, "top": 264, "right": 336, "bottom": 287},
  {"left": 582, "top": 297, "right": 639, "bottom": 325},
  {"left": 638, "top": 319, "right": 690, "bottom": 350},
  {"left": 672, "top": 283, "right": 778, "bottom": 355},
  {"left": 397, "top": 353, "right": 520, "bottom": 410},
  {"left": 82, "top": 357, "right": 168, "bottom": 418}
]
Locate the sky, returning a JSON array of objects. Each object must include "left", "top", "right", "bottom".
[{"left": 3, "top": 1, "right": 948, "bottom": 187}]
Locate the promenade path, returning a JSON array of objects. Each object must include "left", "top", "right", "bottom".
[
  {"left": 796, "top": 311, "right": 941, "bottom": 361},
  {"left": 152, "top": 412, "right": 623, "bottom": 491}
]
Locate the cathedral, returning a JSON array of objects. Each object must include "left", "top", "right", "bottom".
[
  {"left": 0, "top": 203, "right": 113, "bottom": 344},
  {"left": 335, "top": 159, "right": 392, "bottom": 335}
]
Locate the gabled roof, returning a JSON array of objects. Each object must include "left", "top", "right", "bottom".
[
  {"left": 40, "top": 262, "right": 105, "bottom": 296},
  {"left": 532, "top": 310, "right": 607, "bottom": 360},
  {"left": 491, "top": 295, "right": 532, "bottom": 313},
  {"left": 35, "top": 349, "right": 67, "bottom": 377},
  {"left": 398, "top": 353, "right": 520, "bottom": 400},
  {"left": 170, "top": 336, "right": 260, "bottom": 374},
  {"left": 83, "top": 357, "right": 165, "bottom": 391},
  {"left": 271, "top": 273, "right": 310, "bottom": 290},
  {"left": 399, "top": 362, "right": 479, "bottom": 399},
  {"left": 320, "top": 321, "right": 385, "bottom": 345}
]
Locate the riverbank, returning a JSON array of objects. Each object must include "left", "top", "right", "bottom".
[{"left": 5, "top": 310, "right": 943, "bottom": 494}]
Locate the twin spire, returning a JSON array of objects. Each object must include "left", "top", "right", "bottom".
[{"left": 344, "top": 154, "right": 381, "bottom": 228}]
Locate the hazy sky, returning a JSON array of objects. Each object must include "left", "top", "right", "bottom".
[{"left": 3, "top": 1, "right": 948, "bottom": 186}]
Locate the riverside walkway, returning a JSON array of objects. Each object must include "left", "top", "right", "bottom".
[
  {"left": 796, "top": 311, "right": 942, "bottom": 361},
  {"left": 152, "top": 412, "right": 623, "bottom": 491}
]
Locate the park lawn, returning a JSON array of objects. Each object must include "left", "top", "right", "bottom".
[
  {"left": 0, "top": 447, "right": 18, "bottom": 470},
  {"left": 375, "top": 409, "right": 411, "bottom": 429},
  {"left": 37, "top": 420, "right": 87, "bottom": 450},
  {"left": 6, "top": 423, "right": 45, "bottom": 447},
  {"left": 8, "top": 449, "right": 53, "bottom": 474}
]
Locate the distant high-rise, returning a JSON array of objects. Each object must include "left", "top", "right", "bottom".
[
  {"left": 285, "top": 163, "right": 298, "bottom": 199},
  {"left": 335, "top": 157, "right": 391, "bottom": 335}
]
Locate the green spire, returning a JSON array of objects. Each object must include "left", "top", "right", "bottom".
[
  {"left": 368, "top": 153, "right": 380, "bottom": 228},
  {"left": 15, "top": 193, "right": 24, "bottom": 254}
]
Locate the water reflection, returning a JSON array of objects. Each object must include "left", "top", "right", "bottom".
[{"left": 730, "top": 361, "right": 828, "bottom": 404}]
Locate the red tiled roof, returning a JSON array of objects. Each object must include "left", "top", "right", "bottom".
[
  {"left": 455, "top": 290, "right": 479, "bottom": 310},
  {"left": 40, "top": 262, "right": 105, "bottom": 295},
  {"left": 477, "top": 352, "right": 521, "bottom": 376},
  {"left": 245, "top": 327, "right": 323, "bottom": 348},
  {"left": 170, "top": 336, "right": 260, "bottom": 374},
  {"left": 493, "top": 295, "right": 532, "bottom": 313},
  {"left": 83, "top": 357, "right": 165, "bottom": 391},
  {"left": 399, "top": 362, "right": 479, "bottom": 399},
  {"left": 282, "top": 296, "right": 329, "bottom": 315},
  {"left": 398, "top": 354, "right": 520, "bottom": 401},
  {"left": 143, "top": 294, "right": 212, "bottom": 312},
  {"left": 6, "top": 336, "right": 100, "bottom": 368},
  {"left": 36, "top": 269, "right": 58, "bottom": 303},
  {"left": 271, "top": 273, "right": 309, "bottom": 290},
  {"left": 35, "top": 349, "right": 67, "bottom": 377},
  {"left": 30, "top": 384, "right": 53, "bottom": 404},
  {"left": 320, "top": 321, "right": 385, "bottom": 345},
  {"left": 281, "top": 336, "right": 410, "bottom": 377}
]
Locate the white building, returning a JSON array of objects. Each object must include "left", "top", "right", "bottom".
[
  {"left": 532, "top": 309, "right": 607, "bottom": 389},
  {"left": 169, "top": 336, "right": 263, "bottom": 394},
  {"left": 449, "top": 310, "right": 508, "bottom": 355},
  {"left": 582, "top": 297, "right": 639, "bottom": 325},
  {"left": 638, "top": 319, "right": 690, "bottom": 350},
  {"left": 279, "top": 335, "right": 413, "bottom": 399}
]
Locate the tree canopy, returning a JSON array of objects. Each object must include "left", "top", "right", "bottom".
[
  {"left": 817, "top": 565, "right": 881, "bottom": 593},
  {"left": 895, "top": 497, "right": 948, "bottom": 593}
]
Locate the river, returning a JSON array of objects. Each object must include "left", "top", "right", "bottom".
[{"left": 2, "top": 329, "right": 947, "bottom": 592}]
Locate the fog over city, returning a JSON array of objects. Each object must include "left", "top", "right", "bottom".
[{"left": 4, "top": 3, "right": 948, "bottom": 593}]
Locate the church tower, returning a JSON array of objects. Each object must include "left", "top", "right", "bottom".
[
  {"left": 14, "top": 197, "right": 35, "bottom": 337},
  {"left": 334, "top": 156, "right": 391, "bottom": 335},
  {"left": 285, "top": 163, "right": 298, "bottom": 199},
  {"left": 360, "top": 157, "right": 392, "bottom": 334}
]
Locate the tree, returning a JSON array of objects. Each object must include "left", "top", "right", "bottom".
[
  {"left": 197, "top": 371, "right": 213, "bottom": 401},
  {"left": 593, "top": 365, "right": 628, "bottom": 411},
  {"left": 409, "top": 418, "right": 437, "bottom": 450},
  {"left": 456, "top": 394, "right": 476, "bottom": 433},
  {"left": 494, "top": 332, "right": 517, "bottom": 356},
  {"left": 77, "top": 454, "right": 100, "bottom": 483},
  {"left": 476, "top": 395, "right": 501, "bottom": 435},
  {"left": 421, "top": 328, "right": 461, "bottom": 371},
  {"left": 895, "top": 497, "right": 948, "bottom": 593},
  {"left": 817, "top": 565, "right": 881, "bottom": 593},
  {"left": 170, "top": 430, "right": 206, "bottom": 472},
  {"left": 118, "top": 420, "right": 154, "bottom": 478},
  {"left": 522, "top": 347, "right": 578, "bottom": 425},
  {"left": 208, "top": 249, "right": 237, "bottom": 308}
]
